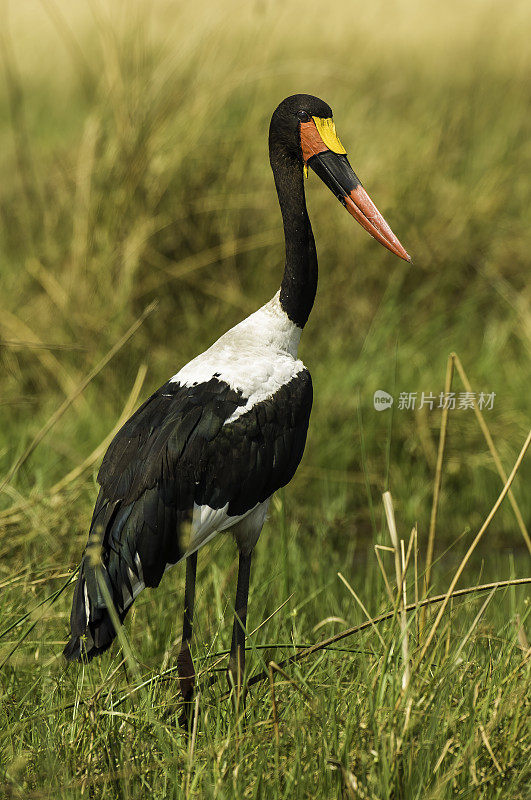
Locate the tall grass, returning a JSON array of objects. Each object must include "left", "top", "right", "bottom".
[{"left": 0, "top": 0, "right": 530, "bottom": 797}]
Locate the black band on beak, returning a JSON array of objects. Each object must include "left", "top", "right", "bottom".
[{"left": 307, "top": 152, "right": 361, "bottom": 204}]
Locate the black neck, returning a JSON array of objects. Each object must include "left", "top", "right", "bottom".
[{"left": 269, "top": 142, "right": 317, "bottom": 329}]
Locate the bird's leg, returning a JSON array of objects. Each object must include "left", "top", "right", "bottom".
[
  {"left": 227, "top": 551, "right": 252, "bottom": 705},
  {"left": 177, "top": 551, "right": 197, "bottom": 729}
]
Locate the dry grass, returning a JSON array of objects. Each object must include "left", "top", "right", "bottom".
[{"left": 0, "top": 0, "right": 530, "bottom": 797}]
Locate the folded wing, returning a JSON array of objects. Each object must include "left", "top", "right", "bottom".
[{"left": 64, "top": 370, "right": 312, "bottom": 661}]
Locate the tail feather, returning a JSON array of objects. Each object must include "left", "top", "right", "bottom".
[
  {"left": 64, "top": 495, "right": 139, "bottom": 662},
  {"left": 64, "top": 488, "right": 187, "bottom": 664},
  {"left": 63, "top": 612, "right": 117, "bottom": 662},
  {"left": 63, "top": 561, "right": 129, "bottom": 662}
]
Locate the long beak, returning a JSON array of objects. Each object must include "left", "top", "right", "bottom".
[{"left": 301, "top": 119, "right": 411, "bottom": 262}]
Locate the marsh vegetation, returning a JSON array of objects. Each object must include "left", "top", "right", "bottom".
[{"left": 0, "top": 1, "right": 530, "bottom": 796}]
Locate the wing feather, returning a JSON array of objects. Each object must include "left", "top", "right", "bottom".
[{"left": 64, "top": 370, "right": 312, "bottom": 662}]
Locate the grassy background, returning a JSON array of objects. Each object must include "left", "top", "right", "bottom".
[{"left": 0, "top": 0, "right": 530, "bottom": 797}]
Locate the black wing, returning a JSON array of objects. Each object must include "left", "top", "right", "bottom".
[{"left": 64, "top": 371, "right": 312, "bottom": 661}]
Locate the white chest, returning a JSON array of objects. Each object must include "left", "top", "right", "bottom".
[{"left": 170, "top": 293, "right": 305, "bottom": 419}]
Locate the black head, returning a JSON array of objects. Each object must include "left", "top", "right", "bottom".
[
  {"left": 269, "top": 94, "right": 333, "bottom": 159},
  {"left": 269, "top": 93, "right": 411, "bottom": 262}
]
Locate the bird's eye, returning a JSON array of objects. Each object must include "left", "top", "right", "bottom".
[{"left": 297, "top": 110, "right": 310, "bottom": 122}]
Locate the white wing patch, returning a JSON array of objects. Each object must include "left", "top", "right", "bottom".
[
  {"left": 185, "top": 502, "right": 249, "bottom": 555},
  {"left": 183, "top": 499, "right": 269, "bottom": 558}
]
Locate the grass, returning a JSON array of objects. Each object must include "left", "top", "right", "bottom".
[{"left": 0, "top": 0, "right": 530, "bottom": 796}]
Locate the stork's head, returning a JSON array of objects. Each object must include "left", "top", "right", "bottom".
[{"left": 269, "top": 94, "right": 411, "bottom": 262}]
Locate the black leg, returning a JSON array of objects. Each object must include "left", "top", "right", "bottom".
[
  {"left": 227, "top": 551, "right": 252, "bottom": 700},
  {"left": 177, "top": 551, "right": 197, "bottom": 728}
]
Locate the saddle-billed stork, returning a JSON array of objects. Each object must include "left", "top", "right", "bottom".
[{"left": 64, "top": 94, "right": 410, "bottom": 717}]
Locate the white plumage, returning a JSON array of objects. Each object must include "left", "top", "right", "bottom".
[{"left": 172, "top": 292, "right": 304, "bottom": 403}]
